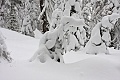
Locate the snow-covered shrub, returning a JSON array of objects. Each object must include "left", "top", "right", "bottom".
[
  {"left": 29, "top": 24, "right": 64, "bottom": 63},
  {"left": 0, "top": 31, "right": 12, "bottom": 62},
  {"left": 30, "top": 16, "right": 86, "bottom": 63},
  {"left": 61, "top": 16, "right": 87, "bottom": 50},
  {"left": 101, "top": 13, "right": 120, "bottom": 48},
  {"left": 85, "top": 22, "right": 110, "bottom": 55}
]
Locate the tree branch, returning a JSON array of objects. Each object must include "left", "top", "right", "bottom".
[{"left": 38, "top": 5, "right": 46, "bottom": 20}]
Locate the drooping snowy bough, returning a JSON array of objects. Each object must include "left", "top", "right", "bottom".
[{"left": 29, "top": 16, "right": 86, "bottom": 63}]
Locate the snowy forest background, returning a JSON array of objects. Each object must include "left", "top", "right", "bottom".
[{"left": 0, "top": 0, "right": 120, "bottom": 80}]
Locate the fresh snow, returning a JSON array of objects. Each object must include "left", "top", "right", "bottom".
[
  {"left": 33, "top": 28, "right": 43, "bottom": 39},
  {"left": 0, "top": 28, "right": 120, "bottom": 80}
]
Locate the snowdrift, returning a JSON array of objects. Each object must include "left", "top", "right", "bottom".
[{"left": 0, "top": 28, "right": 120, "bottom": 80}]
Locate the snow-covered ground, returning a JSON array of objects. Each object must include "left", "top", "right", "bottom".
[{"left": 0, "top": 28, "right": 120, "bottom": 80}]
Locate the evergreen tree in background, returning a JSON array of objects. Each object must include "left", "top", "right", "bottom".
[{"left": 8, "top": 0, "right": 19, "bottom": 31}]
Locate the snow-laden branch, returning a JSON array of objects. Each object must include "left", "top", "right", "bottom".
[
  {"left": 38, "top": 0, "right": 54, "bottom": 24},
  {"left": 38, "top": 5, "right": 46, "bottom": 20}
]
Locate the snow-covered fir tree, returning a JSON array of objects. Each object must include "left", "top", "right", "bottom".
[
  {"left": 8, "top": 0, "right": 20, "bottom": 31},
  {"left": 21, "top": 0, "right": 40, "bottom": 37}
]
